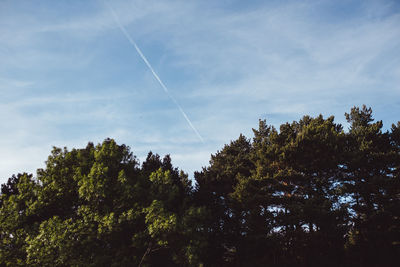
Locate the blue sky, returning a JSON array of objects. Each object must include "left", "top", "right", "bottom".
[{"left": 1, "top": 0, "right": 399, "bottom": 183}]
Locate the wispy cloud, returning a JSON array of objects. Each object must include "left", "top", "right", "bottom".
[{"left": 0, "top": 0, "right": 399, "bottom": 182}]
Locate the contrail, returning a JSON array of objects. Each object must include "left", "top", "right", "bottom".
[{"left": 104, "top": 2, "right": 204, "bottom": 143}]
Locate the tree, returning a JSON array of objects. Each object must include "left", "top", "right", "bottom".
[
  {"left": 344, "top": 106, "right": 399, "bottom": 266},
  {"left": 0, "top": 173, "right": 38, "bottom": 266},
  {"left": 0, "top": 139, "right": 195, "bottom": 266},
  {"left": 1, "top": 106, "right": 398, "bottom": 266},
  {"left": 194, "top": 134, "right": 254, "bottom": 266}
]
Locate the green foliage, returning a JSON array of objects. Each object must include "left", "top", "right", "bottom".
[
  {"left": 1, "top": 106, "right": 399, "bottom": 267},
  {"left": 0, "top": 139, "right": 194, "bottom": 266}
]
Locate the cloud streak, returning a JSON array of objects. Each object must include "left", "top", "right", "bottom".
[{"left": 104, "top": 1, "right": 204, "bottom": 143}]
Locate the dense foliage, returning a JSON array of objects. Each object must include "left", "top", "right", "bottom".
[{"left": 1, "top": 106, "right": 399, "bottom": 266}]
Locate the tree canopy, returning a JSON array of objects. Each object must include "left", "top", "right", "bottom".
[{"left": 1, "top": 106, "right": 399, "bottom": 266}]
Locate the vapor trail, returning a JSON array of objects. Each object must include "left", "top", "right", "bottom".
[{"left": 105, "top": 3, "right": 204, "bottom": 143}]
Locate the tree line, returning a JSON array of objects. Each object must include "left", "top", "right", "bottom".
[{"left": 1, "top": 105, "right": 399, "bottom": 266}]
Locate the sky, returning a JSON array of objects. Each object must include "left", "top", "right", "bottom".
[{"left": 1, "top": 0, "right": 399, "bottom": 183}]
